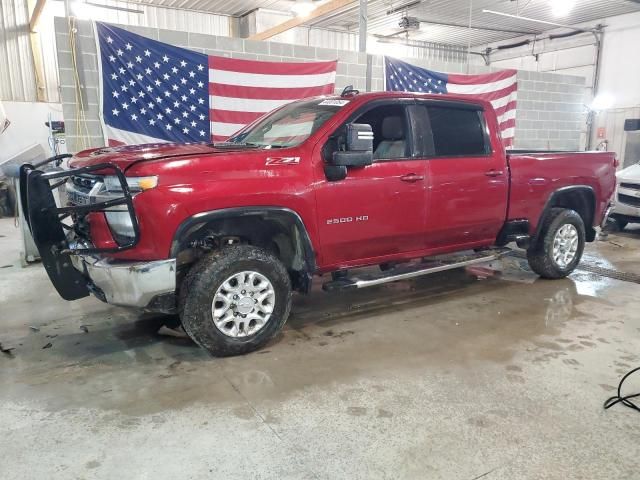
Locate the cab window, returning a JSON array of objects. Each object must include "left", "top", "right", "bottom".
[
  {"left": 352, "top": 104, "right": 410, "bottom": 161},
  {"left": 427, "top": 106, "right": 490, "bottom": 157}
]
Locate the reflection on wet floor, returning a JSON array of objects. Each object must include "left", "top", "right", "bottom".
[
  {"left": 1, "top": 224, "right": 639, "bottom": 416},
  {"left": 3, "top": 245, "right": 635, "bottom": 416},
  {"left": 2, "top": 222, "right": 640, "bottom": 479}
]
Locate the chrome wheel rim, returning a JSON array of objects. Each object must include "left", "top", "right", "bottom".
[
  {"left": 212, "top": 271, "right": 276, "bottom": 338},
  {"left": 552, "top": 224, "right": 579, "bottom": 269}
]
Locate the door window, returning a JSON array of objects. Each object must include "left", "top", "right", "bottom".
[
  {"left": 352, "top": 104, "right": 411, "bottom": 161},
  {"left": 427, "top": 106, "right": 490, "bottom": 157}
]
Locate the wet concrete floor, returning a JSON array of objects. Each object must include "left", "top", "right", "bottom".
[{"left": 1, "top": 217, "right": 640, "bottom": 479}]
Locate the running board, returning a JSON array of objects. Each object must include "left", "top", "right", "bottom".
[{"left": 322, "top": 248, "right": 511, "bottom": 291}]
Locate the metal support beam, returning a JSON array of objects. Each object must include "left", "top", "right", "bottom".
[
  {"left": 27, "top": 0, "right": 47, "bottom": 101},
  {"left": 249, "top": 0, "right": 355, "bottom": 41},
  {"left": 587, "top": 25, "right": 604, "bottom": 150},
  {"left": 415, "top": 17, "right": 539, "bottom": 35},
  {"left": 358, "top": 0, "right": 366, "bottom": 52}
]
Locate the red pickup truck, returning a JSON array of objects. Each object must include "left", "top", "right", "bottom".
[{"left": 21, "top": 90, "right": 616, "bottom": 356}]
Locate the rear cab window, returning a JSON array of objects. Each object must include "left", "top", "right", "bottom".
[{"left": 409, "top": 101, "right": 491, "bottom": 158}]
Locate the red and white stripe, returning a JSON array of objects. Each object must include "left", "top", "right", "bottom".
[
  {"left": 208, "top": 56, "right": 337, "bottom": 142},
  {"left": 446, "top": 70, "right": 517, "bottom": 148}
]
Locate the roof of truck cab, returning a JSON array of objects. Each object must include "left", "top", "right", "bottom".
[{"left": 321, "top": 91, "right": 493, "bottom": 110}]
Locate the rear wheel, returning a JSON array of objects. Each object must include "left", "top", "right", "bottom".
[
  {"left": 179, "top": 245, "right": 292, "bottom": 356},
  {"left": 527, "top": 208, "right": 585, "bottom": 279}
]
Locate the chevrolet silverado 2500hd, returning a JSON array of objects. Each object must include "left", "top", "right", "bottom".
[{"left": 21, "top": 90, "right": 617, "bottom": 356}]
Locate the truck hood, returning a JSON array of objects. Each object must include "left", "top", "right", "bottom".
[
  {"left": 68, "top": 142, "right": 253, "bottom": 171},
  {"left": 616, "top": 162, "right": 640, "bottom": 183}
]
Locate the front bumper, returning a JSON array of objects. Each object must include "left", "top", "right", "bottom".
[
  {"left": 612, "top": 201, "right": 640, "bottom": 219},
  {"left": 70, "top": 255, "right": 176, "bottom": 309},
  {"left": 611, "top": 182, "right": 640, "bottom": 220}
]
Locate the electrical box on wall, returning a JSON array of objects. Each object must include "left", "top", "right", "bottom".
[{"left": 624, "top": 119, "right": 640, "bottom": 131}]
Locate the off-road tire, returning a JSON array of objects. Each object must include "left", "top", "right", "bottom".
[
  {"left": 179, "top": 245, "right": 292, "bottom": 356},
  {"left": 527, "top": 208, "right": 585, "bottom": 279}
]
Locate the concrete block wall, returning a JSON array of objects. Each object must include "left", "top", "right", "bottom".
[
  {"left": 514, "top": 70, "right": 587, "bottom": 151},
  {"left": 54, "top": 18, "right": 588, "bottom": 153}
]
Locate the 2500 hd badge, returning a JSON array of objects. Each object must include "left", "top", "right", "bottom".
[{"left": 326, "top": 215, "right": 369, "bottom": 225}]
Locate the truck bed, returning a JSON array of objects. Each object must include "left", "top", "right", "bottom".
[{"left": 505, "top": 150, "right": 617, "bottom": 233}]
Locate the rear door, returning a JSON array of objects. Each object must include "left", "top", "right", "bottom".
[
  {"left": 414, "top": 101, "right": 508, "bottom": 248},
  {"left": 313, "top": 100, "right": 429, "bottom": 268}
]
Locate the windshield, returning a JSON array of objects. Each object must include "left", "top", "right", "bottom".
[{"left": 225, "top": 99, "right": 347, "bottom": 148}]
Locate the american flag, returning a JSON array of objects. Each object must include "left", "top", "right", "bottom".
[
  {"left": 96, "top": 23, "right": 337, "bottom": 146},
  {"left": 384, "top": 57, "right": 517, "bottom": 148}
]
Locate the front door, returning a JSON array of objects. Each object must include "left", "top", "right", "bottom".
[{"left": 313, "top": 101, "right": 428, "bottom": 269}]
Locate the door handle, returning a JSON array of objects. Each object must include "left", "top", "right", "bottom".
[
  {"left": 400, "top": 173, "right": 424, "bottom": 182},
  {"left": 485, "top": 169, "right": 504, "bottom": 177}
]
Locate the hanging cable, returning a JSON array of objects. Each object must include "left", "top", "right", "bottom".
[
  {"left": 604, "top": 366, "right": 640, "bottom": 413},
  {"left": 68, "top": 16, "right": 90, "bottom": 151}
]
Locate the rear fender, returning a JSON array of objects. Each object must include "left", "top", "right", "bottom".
[{"left": 534, "top": 185, "right": 596, "bottom": 242}]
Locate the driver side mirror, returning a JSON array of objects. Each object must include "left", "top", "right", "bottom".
[{"left": 331, "top": 123, "right": 373, "bottom": 167}]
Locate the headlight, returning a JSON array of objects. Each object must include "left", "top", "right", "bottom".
[
  {"left": 103, "top": 175, "right": 158, "bottom": 192},
  {"left": 102, "top": 175, "right": 156, "bottom": 243},
  {"left": 105, "top": 207, "right": 135, "bottom": 244}
]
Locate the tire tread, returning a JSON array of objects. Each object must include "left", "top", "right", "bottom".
[{"left": 179, "top": 245, "right": 291, "bottom": 356}]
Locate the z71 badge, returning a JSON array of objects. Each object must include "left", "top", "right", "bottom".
[{"left": 326, "top": 215, "right": 369, "bottom": 225}]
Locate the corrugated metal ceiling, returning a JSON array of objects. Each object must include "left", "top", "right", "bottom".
[
  {"left": 130, "top": 0, "right": 292, "bottom": 16},
  {"left": 132, "top": 0, "right": 640, "bottom": 47},
  {"left": 307, "top": 0, "right": 640, "bottom": 46}
]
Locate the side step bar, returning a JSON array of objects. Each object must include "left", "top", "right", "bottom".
[{"left": 322, "top": 248, "right": 511, "bottom": 291}]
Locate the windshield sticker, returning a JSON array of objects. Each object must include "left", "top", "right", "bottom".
[{"left": 319, "top": 99, "right": 350, "bottom": 106}]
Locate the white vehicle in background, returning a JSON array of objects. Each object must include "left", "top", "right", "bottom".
[{"left": 611, "top": 162, "right": 640, "bottom": 230}]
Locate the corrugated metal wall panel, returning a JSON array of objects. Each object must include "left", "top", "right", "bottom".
[
  {"left": 39, "top": 1, "right": 65, "bottom": 103},
  {"left": 1, "top": 0, "right": 230, "bottom": 102},
  {"left": 0, "top": 0, "right": 37, "bottom": 101},
  {"left": 71, "top": 0, "right": 231, "bottom": 35}
]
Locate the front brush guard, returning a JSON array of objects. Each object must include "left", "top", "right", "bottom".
[{"left": 20, "top": 154, "right": 140, "bottom": 300}]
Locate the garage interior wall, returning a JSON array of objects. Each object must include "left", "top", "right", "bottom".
[
  {"left": 477, "top": 11, "right": 640, "bottom": 159},
  {"left": 53, "top": 18, "right": 587, "bottom": 153}
]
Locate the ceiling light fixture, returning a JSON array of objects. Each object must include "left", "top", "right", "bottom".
[
  {"left": 291, "top": 0, "right": 316, "bottom": 17},
  {"left": 551, "top": 0, "right": 577, "bottom": 17},
  {"left": 483, "top": 9, "right": 585, "bottom": 32},
  {"left": 590, "top": 93, "right": 615, "bottom": 111}
]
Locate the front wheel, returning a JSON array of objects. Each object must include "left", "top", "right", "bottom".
[
  {"left": 527, "top": 208, "right": 586, "bottom": 279},
  {"left": 179, "top": 245, "right": 292, "bottom": 356}
]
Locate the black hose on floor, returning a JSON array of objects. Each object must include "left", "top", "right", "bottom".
[{"left": 604, "top": 366, "right": 640, "bottom": 413}]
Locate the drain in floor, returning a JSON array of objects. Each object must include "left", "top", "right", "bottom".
[{"left": 509, "top": 251, "right": 640, "bottom": 285}]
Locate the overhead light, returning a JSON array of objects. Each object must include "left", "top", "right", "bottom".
[
  {"left": 590, "top": 93, "right": 614, "bottom": 111},
  {"left": 291, "top": 0, "right": 316, "bottom": 17},
  {"left": 551, "top": 0, "right": 577, "bottom": 17}
]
